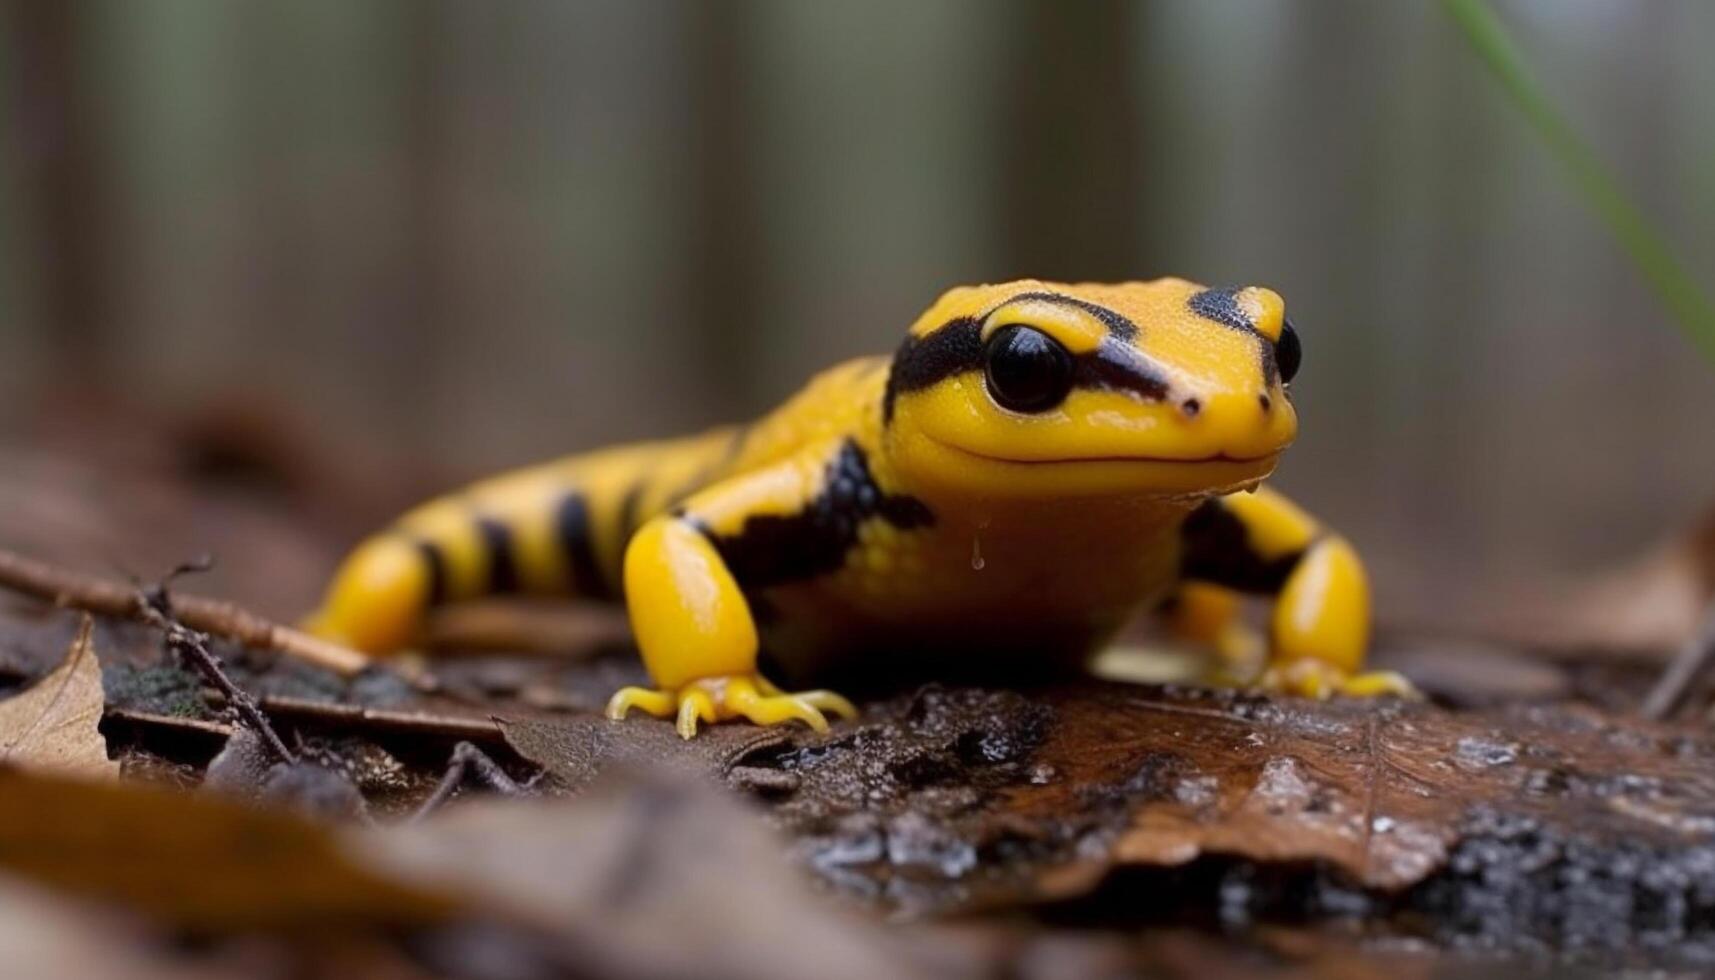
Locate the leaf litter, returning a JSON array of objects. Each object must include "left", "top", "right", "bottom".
[
  {"left": 0, "top": 615, "right": 117, "bottom": 780},
  {"left": 0, "top": 545, "right": 1713, "bottom": 973}
]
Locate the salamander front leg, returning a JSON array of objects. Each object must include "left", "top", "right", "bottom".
[
  {"left": 605, "top": 513, "right": 856, "bottom": 739},
  {"left": 1258, "top": 533, "right": 1414, "bottom": 698},
  {"left": 1179, "top": 489, "right": 1415, "bottom": 699}
]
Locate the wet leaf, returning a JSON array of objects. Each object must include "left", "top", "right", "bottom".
[
  {"left": 0, "top": 615, "right": 117, "bottom": 780},
  {"left": 747, "top": 681, "right": 1715, "bottom": 933}
]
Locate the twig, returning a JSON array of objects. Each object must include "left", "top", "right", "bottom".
[
  {"left": 1641, "top": 599, "right": 1715, "bottom": 721},
  {"left": 136, "top": 584, "right": 298, "bottom": 766},
  {"left": 221, "top": 694, "right": 507, "bottom": 744},
  {"left": 411, "top": 741, "right": 525, "bottom": 822},
  {"left": 0, "top": 545, "right": 370, "bottom": 676}
]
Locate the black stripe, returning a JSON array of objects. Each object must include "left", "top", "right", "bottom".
[
  {"left": 885, "top": 292, "right": 1146, "bottom": 423},
  {"left": 1002, "top": 290, "right": 1138, "bottom": 340},
  {"left": 1073, "top": 342, "right": 1170, "bottom": 402},
  {"left": 1187, "top": 287, "right": 1279, "bottom": 387},
  {"left": 884, "top": 317, "right": 982, "bottom": 422},
  {"left": 413, "top": 537, "right": 448, "bottom": 606},
  {"left": 477, "top": 517, "right": 520, "bottom": 595},
  {"left": 1179, "top": 498, "right": 1304, "bottom": 594},
  {"left": 554, "top": 492, "right": 611, "bottom": 599},
  {"left": 694, "top": 439, "right": 934, "bottom": 590},
  {"left": 1188, "top": 287, "right": 1254, "bottom": 332}
]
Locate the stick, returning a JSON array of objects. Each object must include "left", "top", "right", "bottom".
[
  {"left": 411, "top": 741, "right": 524, "bottom": 822},
  {"left": 0, "top": 546, "right": 370, "bottom": 676},
  {"left": 1641, "top": 599, "right": 1715, "bottom": 721},
  {"left": 134, "top": 587, "right": 298, "bottom": 766},
  {"left": 236, "top": 694, "right": 505, "bottom": 744}
]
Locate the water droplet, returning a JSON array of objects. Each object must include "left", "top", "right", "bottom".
[
  {"left": 1453, "top": 736, "right": 1518, "bottom": 771},
  {"left": 970, "top": 534, "right": 985, "bottom": 571}
]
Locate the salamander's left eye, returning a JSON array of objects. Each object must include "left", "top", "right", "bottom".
[
  {"left": 1275, "top": 320, "right": 1301, "bottom": 384},
  {"left": 984, "top": 324, "right": 1075, "bottom": 413}
]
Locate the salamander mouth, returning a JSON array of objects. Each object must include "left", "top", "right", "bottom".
[{"left": 926, "top": 437, "right": 1278, "bottom": 468}]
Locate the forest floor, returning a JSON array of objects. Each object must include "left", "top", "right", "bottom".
[{"left": 0, "top": 414, "right": 1711, "bottom": 980}]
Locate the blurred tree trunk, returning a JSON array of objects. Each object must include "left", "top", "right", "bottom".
[
  {"left": 999, "top": 0, "right": 1149, "bottom": 281},
  {"left": 8, "top": 1, "right": 110, "bottom": 384},
  {"left": 685, "top": 1, "right": 760, "bottom": 410}
]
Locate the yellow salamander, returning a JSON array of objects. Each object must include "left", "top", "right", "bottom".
[{"left": 308, "top": 279, "right": 1409, "bottom": 737}]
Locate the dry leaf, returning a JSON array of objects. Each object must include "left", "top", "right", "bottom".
[
  {"left": 0, "top": 874, "right": 236, "bottom": 980},
  {"left": 369, "top": 766, "right": 965, "bottom": 980},
  {"left": 0, "top": 766, "right": 456, "bottom": 930},
  {"left": 499, "top": 714, "right": 793, "bottom": 794},
  {"left": 0, "top": 615, "right": 117, "bottom": 780},
  {"left": 0, "top": 763, "right": 968, "bottom": 979}
]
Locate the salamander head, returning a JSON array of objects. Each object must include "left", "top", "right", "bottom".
[{"left": 883, "top": 278, "right": 1301, "bottom": 498}]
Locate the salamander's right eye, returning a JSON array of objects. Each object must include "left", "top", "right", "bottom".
[
  {"left": 1275, "top": 319, "right": 1301, "bottom": 385},
  {"left": 984, "top": 324, "right": 1075, "bottom": 414}
]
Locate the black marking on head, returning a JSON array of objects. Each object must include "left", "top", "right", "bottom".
[
  {"left": 1073, "top": 342, "right": 1171, "bottom": 403},
  {"left": 412, "top": 537, "right": 448, "bottom": 606},
  {"left": 887, "top": 311, "right": 1171, "bottom": 421},
  {"left": 884, "top": 291, "right": 1138, "bottom": 423},
  {"left": 884, "top": 317, "right": 982, "bottom": 422},
  {"left": 1187, "top": 287, "right": 1281, "bottom": 387},
  {"left": 1179, "top": 499, "right": 1306, "bottom": 594},
  {"left": 477, "top": 517, "right": 520, "bottom": 595},
  {"left": 1188, "top": 287, "right": 1253, "bottom": 332},
  {"left": 554, "top": 492, "right": 612, "bottom": 599},
  {"left": 1002, "top": 291, "right": 1137, "bottom": 341},
  {"left": 692, "top": 439, "right": 934, "bottom": 590}
]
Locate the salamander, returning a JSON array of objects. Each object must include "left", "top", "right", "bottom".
[{"left": 307, "top": 278, "right": 1411, "bottom": 737}]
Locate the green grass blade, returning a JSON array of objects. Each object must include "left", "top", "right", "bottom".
[{"left": 1443, "top": 0, "right": 1715, "bottom": 364}]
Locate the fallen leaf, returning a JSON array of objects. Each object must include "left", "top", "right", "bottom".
[
  {"left": 499, "top": 714, "right": 792, "bottom": 794},
  {"left": 1432, "top": 498, "right": 1715, "bottom": 660},
  {"left": 0, "top": 615, "right": 117, "bottom": 780},
  {"left": 0, "top": 766, "right": 456, "bottom": 930},
  {"left": 372, "top": 766, "right": 973, "bottom": 980},
  {"left": 739, "top": 679, "right": 1715, "bottom": 951},
  {"left": 0, "top": 761, "right": 976, "bottom": 979},
  {"left": 0, "top": 873, "right": 239, "bottom": 980}
]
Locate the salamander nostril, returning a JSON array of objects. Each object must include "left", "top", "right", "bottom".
[
  {"left": 1181, "top": 397, "right": 1201, "bottom": 418},
  {"left": 1258, "top": 393, "right": 1272, "bottom": 412}
]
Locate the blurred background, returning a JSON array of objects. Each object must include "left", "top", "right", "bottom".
[{"left": 1, "top": 0, "right": 1712, "bottom": 627}]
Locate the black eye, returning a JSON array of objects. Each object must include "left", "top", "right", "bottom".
[
  {"left": 984, "top": 324, "right": 1075, "bottom": 413},
  {"left": 1275, "top": 320, "right": 1301, "bottom": 385}
]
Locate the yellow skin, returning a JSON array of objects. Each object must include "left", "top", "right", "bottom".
[{"left": 308, "top": 278, "right": 1410, "bottom": 738}]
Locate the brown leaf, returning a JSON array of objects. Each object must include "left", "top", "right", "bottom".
[
  {"left": 0, "top": 615, "right": 117, "bottom": 780},
  {"left": 746, "top": 682, "right": 1715, "bottom": 920},
  {"left": 0, "top": 766, "right": 457, "bottom": 930},
  {"left": 0, "top": 874, "right": 239, "bottom": 980},
  {"left": 366, "top": 765, "right": 969, "bottom": 980},
  {"left": 0, "top": 763, "right": 971, "bottom": 979},
  {"left": 1041, "top": 689, "right": 1715, "bottom": 891},
  {"left": 1433, "top": 499, "right": 1715, "bottom": 660},
  {"left": 499, "top": 714, "right": 792, "bottom": 794}
]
